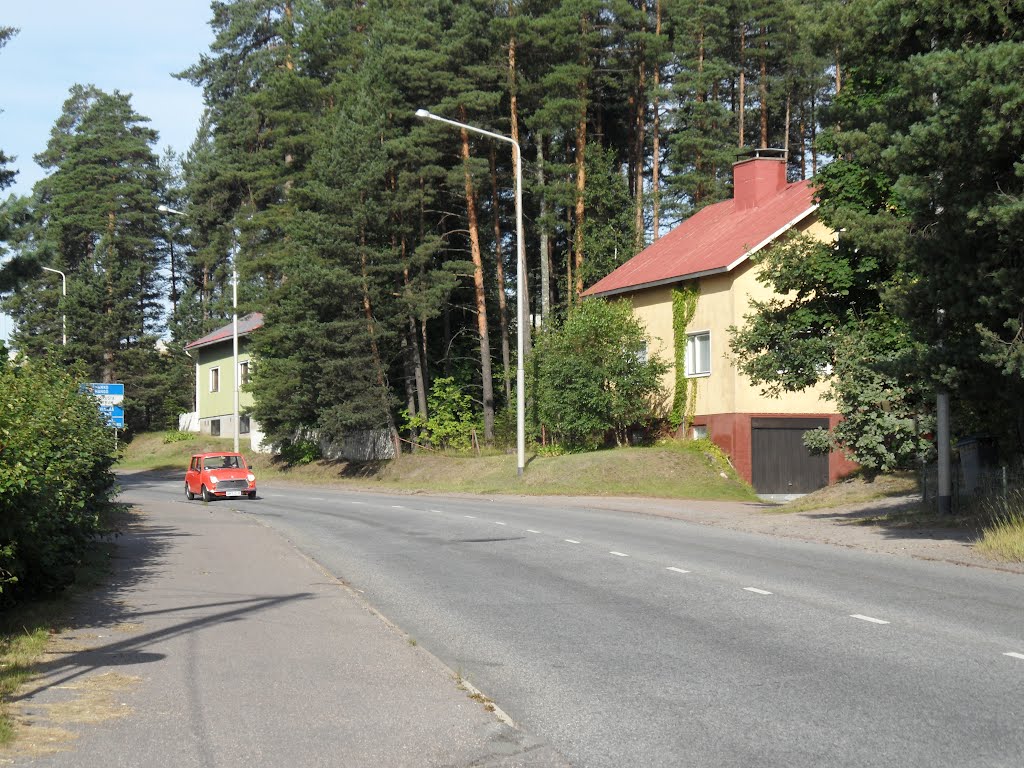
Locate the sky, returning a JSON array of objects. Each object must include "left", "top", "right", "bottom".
[{"left": 0, "top": 0, "right": 216, "bottom": 340}]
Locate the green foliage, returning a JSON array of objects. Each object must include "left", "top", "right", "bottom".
[
  {"left": 162, "top": 430, "right": 196, "bottom": 444},
  {"left": 531, "top": 299, "right": 668, "bottom": 451},
  {"left": 670, "top": 286, "right": 700, "bottom": 431},
  {"left": 277, "top": 438, "right": 322, "bottom": 467},
  {"left": 0, "top": 357, "right": 116, "bottom": 607},
  {"left": 0, "top": 84, "right": 187, "bottom": 433},
  {"left": 403, "top": 377, "right": 481, "bottom": 452},
  {"left": 578, "top": 146, "right": 638, "bottom": 288},
  {"left": 0, "top": 26, "right": 17, "bottom": 192},
  {"left": 801, "top": 316, "right": 934, "bottom": 475}
]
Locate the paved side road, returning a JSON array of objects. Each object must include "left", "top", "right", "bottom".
[{"left": 5, "top": 499, "right": 568, "bottom": 767}]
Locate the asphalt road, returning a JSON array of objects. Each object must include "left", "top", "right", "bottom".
[{"left": 121, "top": 473, "right": 1024, "bottom": 768}]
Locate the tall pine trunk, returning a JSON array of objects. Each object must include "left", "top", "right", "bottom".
[
  {"left": 507, "top": 29, "right": 531, "bottom": 360},
  {"left": 490, "top": 146, "right": 511, "bottom": 404},
  {"left": 738, "top": 24, "right": 746, "bottom": 147},
  {"left": 458, "top": 109, "right": 495, "bottom": 442},
  {"left": 633, "top": 39, "right": 646, "bottom": 250},
  {"left": 759, "top": 29, "right": 769, "bottom": 148},
  {"left": 574, "top": 91, "right": 587, "bottom": 300},
  {"left": 651, "top": 0, "right": 662, "bottom": 240},
  {"left": 536, "top": 133, "right": 551, "bottom": 320},
  {"left": 360, "top": 222, "right": 399, "bottom": 455}
]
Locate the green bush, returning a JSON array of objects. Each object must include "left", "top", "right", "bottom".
[
  {"left": 0, "top": 357, "right": 116, "bottom": 607},
  {"left": 277, "top": 437, "right": 322, "bottom": 466},
  {"left": 162, "top": 430, "right": 196, "bottom": 444},
  {"left": 530, "top": 300, "right": 668, "bottom": 451},
  {"left": 403, "top": 377, "right": 482, "bottom": 452}
]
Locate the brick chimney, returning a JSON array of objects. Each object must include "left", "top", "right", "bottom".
[{"left": 733, "top": 148, "right": 788, "bottom": 210}]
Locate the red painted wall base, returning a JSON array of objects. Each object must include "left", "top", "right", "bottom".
[{"left": 690, "top": 412, "right": 858, "bottom": 488}]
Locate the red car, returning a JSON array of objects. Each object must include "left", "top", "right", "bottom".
[{"left": 185, "top": 452, "right": 257, "bottom": 501}]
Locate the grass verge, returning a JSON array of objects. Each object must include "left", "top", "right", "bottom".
[
  {"left": 775, "top": 472, "right": 920, "bottom": 514},
  {"left": 976, "top": 493, "right": 1024, "bottom": 562},
  {"left": 118, "top": 432, "right": 758, "bottom": 502},
  {"left": 0, "top": 506, "right": 127, "bottom": 746}
]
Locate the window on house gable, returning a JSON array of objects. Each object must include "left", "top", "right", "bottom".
[
  {"left": 685, "top": 332, "right": 711, "bottom": 377},
  {"left": 239, "top": 360, "right": 250, "bottom": 386},
  {"left": 210, "top": 367, "right": 220, "bottom": 392}
]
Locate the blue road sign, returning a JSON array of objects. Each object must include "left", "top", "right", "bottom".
[
  {"left": 82, "top": 383, "right": 126, "bottom": 428},
  {"left": 99, "top": 405, "right": 125, "bottom": 428},
  {"left": 87, "top": 383, "right": 124, "bottom": 397}
]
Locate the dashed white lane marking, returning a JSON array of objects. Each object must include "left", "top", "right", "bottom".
[
  {"left": 1003, "top": 652, "right": 1024, "bottom": 661},
  {"left": 743, "top": 587, "right": 773, "bottom": 595},
  {"left": 430, "top": 509, "right": 445, "bottom": 514},
  {"left": 850, "top": 614, "right": 889, "bottom": 624},
  {"left": 350, "top": 501, "right": 365, "bottom": 505},
  {"left": 392, "top": 505, "right": 405, "bottom": 509},
  {"left": 310, "top": 498, "right": 326, "bottom": 501},
  {"left": 609, "top": 551, "right": 629, "bottom": 557},
  {"left": 495, "top": 522, "right": 507, "bottom": 526},
  {"left": 565, "top": 539, "right": 581, "bottom": 544},
  {"left": 666, "top": 567, "right": 691, "bottom": 574},
  {"left": 465, "top": 515, "right": 476, "bottom": 519},
  {"left": 526, "top": 529, "right": 541, "bottom": 534}
]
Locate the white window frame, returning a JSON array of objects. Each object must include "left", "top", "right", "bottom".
[
  {"left": 209, "top": 366, "right": 220, "bottom": 393},
  {"left": 239, "top": 360, "right": 250, "bottom": 386},
  {"left": 685, "top": 331, "right": 711, "bottom": 377}
]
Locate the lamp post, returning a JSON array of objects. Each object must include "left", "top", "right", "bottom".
[
  {"left": 41, "top": 267, "right": 66, "bottom": 346},
  {"left": 160, "top": 205, "right": 241, "bottom": 453},
  {"left": 415, "top": 108, "right": 527, "bottom": 477}
]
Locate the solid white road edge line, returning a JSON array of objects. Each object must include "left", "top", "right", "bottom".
[
  {"left": 565, "top": 539, "right": 581, "bottom": 544},
  {"left": 526, "top": 529, "right": 541, "bottom": 533},
  {"left": 666, "top": 567, "right": 690, "bottom": 574},
  {"left": 495, "top": 522, "right": 507, "bottom": 526},
  {"left": 850, "top": 614, "right": 889, "bottom": 624},
  {"left": 1003, "top": 652, "right": 1024, "bottom": 660},
  {"left": 609, "top": 551, "right": 629, "bottom": 557},
  {"left": 430, "top": 509, "right": 445, "bottom": 514},
  {"left": 743, "top": 587, "right": 773, "bottom": 595},
  {"left": 465, "top": 515, "right": 476, "bottom": 519}
]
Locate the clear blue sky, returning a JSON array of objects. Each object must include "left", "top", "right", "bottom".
[
  {"left": 1, "top": 1, "right": 214, "bottom": 341},
  {"left": 1, "top": 1, "right": 214, "bottom": 200}
]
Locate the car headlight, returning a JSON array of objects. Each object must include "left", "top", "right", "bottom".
[
  {"left": 247, "top": 473, "right": 256, "bottom": 482},
  {"left": 208, "top": 475, "right": 218, "bottom": 485}
]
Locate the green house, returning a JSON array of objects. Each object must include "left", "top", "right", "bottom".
[{"left": 184, "top": 313, "right": 264, "bottom": 449}]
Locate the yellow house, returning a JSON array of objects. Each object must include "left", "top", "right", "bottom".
[
  {"left": 584, "top": 149, "right": 854, "bottom": 494},
  {"left": 184, "top": 313, "right": 264, "bottom": 450}
]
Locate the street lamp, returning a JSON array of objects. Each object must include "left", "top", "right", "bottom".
[
  {"left": 160, "top": 205, "right": 241, "bottom": 453},
  {"left": 415, "top": 108, "right": 527, "bottom": 477},
  {"left": 41, "top": 267, "right": 66, "bottom": 346}
]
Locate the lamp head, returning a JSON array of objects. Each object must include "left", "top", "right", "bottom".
[{"left": 415, "top": 109, "right": 430, "bottom": 118}]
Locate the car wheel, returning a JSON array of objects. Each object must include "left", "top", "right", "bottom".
[
  {"left": 185, "top": 483, "right": 195, "bottom": 501},
  {"left": 247, "top": 491, "right": 256, "bottom": 500},
  {"left": 201, "top": 485, "right": 213, "bottom": 502}
]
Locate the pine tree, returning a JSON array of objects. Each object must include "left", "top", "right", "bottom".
[
  {"left": 0, "top": 26, "right": 17, "bottom": 191},
  {"left": 0, "top": 86, "right": 188, "bottom": 431}
]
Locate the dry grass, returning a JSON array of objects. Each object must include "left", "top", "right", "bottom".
[
  {"left": 976, "top": 494, "right": 1024, "bottom": 562},
  {"left": 0, "top": 507, "right": 127, "bottom": 746},
  {"left": 118, "top": 431, "right": 758, "bottom": 502},
  {"left": 774, "top": 472, "right": 920, "bottom": 514}
]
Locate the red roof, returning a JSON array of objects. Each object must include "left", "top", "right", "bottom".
[
  {"left": 185, "top": 313, "right": 264, "bottom": 350},
  {"left": 584, "top": 173, "right": 817, "bottom": 298}
]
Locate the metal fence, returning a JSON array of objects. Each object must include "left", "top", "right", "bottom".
[{"left": 920, "top": 463, "right": 1024, "bottom": 514}]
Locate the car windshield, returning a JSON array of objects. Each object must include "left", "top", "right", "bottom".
[{"left": 205, "top": 456, "right": 240, "bottom": 470}]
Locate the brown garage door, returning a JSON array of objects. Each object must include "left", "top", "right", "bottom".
[{"left": 751, "top": 418, "right": 829, "bottom": 494}]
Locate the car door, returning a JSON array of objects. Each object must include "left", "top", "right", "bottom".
[{"left": 186, "top": 457, "right": 200, "bottom": 492}]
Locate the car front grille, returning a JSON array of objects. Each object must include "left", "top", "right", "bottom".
[{"left": 215, "top": 479, "right": 248, "bottom": 491}]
